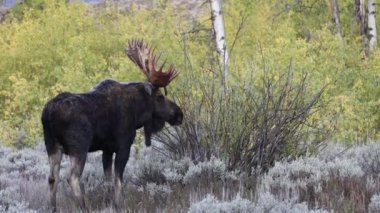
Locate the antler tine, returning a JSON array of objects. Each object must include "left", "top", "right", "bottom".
[
  {"left": 147, "top": 47, "right": 156, "bottom": 75},
  {"left": 126, "top": 39, "right": 179, "bottom": 88},
  {"left": 155, "top": 52, "right": 164, "bottom": 71},
  {"left": 168, "top": 64, "right": 178, "bottom": 81},
  {"left": 158, "top": 58, "right": 167, "bottom": 73},
  {"left": 156, "top": 52, "right": 162, "bottom": 63},
  {"left": 126, "top": 38, "right": 149, "bottom": 78}
]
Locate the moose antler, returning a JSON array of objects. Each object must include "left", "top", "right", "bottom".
[{"left": 125, "top": 39, "right": 178, "bottom": 88}]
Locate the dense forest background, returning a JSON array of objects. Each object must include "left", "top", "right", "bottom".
[
  {"left": 0, "top": 0, "right": 380, "bottom": 212},
  {"left": 0, "top": 0, "right": 379, "bottom": 148}
]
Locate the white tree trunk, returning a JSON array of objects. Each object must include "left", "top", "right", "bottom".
[
  {"left": 355, "top": 0, "right": 367, "bottom": 36},
  {"left": 209, "top": 0, "right": 229, "bottom": 85},
  {"left": 330, "top": 0, "right": 342, "bottom": 39},
  {"left": 368, "top": 0, "right": 377, "bottom": 52}
]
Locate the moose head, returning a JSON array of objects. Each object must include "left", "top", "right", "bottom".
[{"left": 125, "top": 39, "right": 183, "bottom": 146}]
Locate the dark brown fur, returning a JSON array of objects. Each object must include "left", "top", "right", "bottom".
[{"left": 42, "top": 79, "right": 182, "bottom": 212}]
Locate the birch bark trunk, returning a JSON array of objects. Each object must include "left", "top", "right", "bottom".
[
  {"left": 355, "top": 0, "right": 367, "bottom": 36},
  {"left": 330, "top": 0, "right": 342, "bottom": 39},
  {"left": 209, "top": 0, "right": 229, "bottom": 86},
  {"left": 368, "top": 0, "right": 377, "bottom": 52},
  {"left": 355, "top": 0, "right": 369, "bottom": 56}
]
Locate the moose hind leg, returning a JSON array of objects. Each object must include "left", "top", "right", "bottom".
[
  {"left": 48, "top": 148, "right": 63, "bottom": 212},
  {"left": 68, "top": 154, "right": 87, "bottom": 212}
]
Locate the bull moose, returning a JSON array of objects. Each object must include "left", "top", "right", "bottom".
[{"left": 41, "top": 39, "right": 183, "bottom": 212}]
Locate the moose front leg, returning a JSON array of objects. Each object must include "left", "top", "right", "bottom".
[
  {"left": 113, "top": 132, "right": 134, "bottom": 211},
  {"left": 113, "top": 146, "right": 131, "bottom": 211},
  {"left": 102, "top": 151, "right": 113, "bottom": 182}
]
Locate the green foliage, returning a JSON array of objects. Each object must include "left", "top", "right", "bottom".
[
  {"left": 0, "top": 0, "right": 379, "bottom": 147},
  {"left": 222, "top": 0, "right": 380, "bottom": 143},
  {"left": 9, "top": 0, "right": 48, "bottom": 20},
  {"left": 0, "top": 1, "right": 185, "bottom": 146}
]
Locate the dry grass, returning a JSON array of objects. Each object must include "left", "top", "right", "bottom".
[{"left": 1, "top": 142, "right": 380, "bottom": 212}]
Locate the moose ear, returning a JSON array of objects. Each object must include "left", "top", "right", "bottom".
[{"left": 143, "top": 83, "right": 154, "bottom": 96}]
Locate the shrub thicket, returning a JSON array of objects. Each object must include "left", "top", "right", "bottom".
[{"left": 155, "top": 61, "right": 325, "bottom": 172}]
